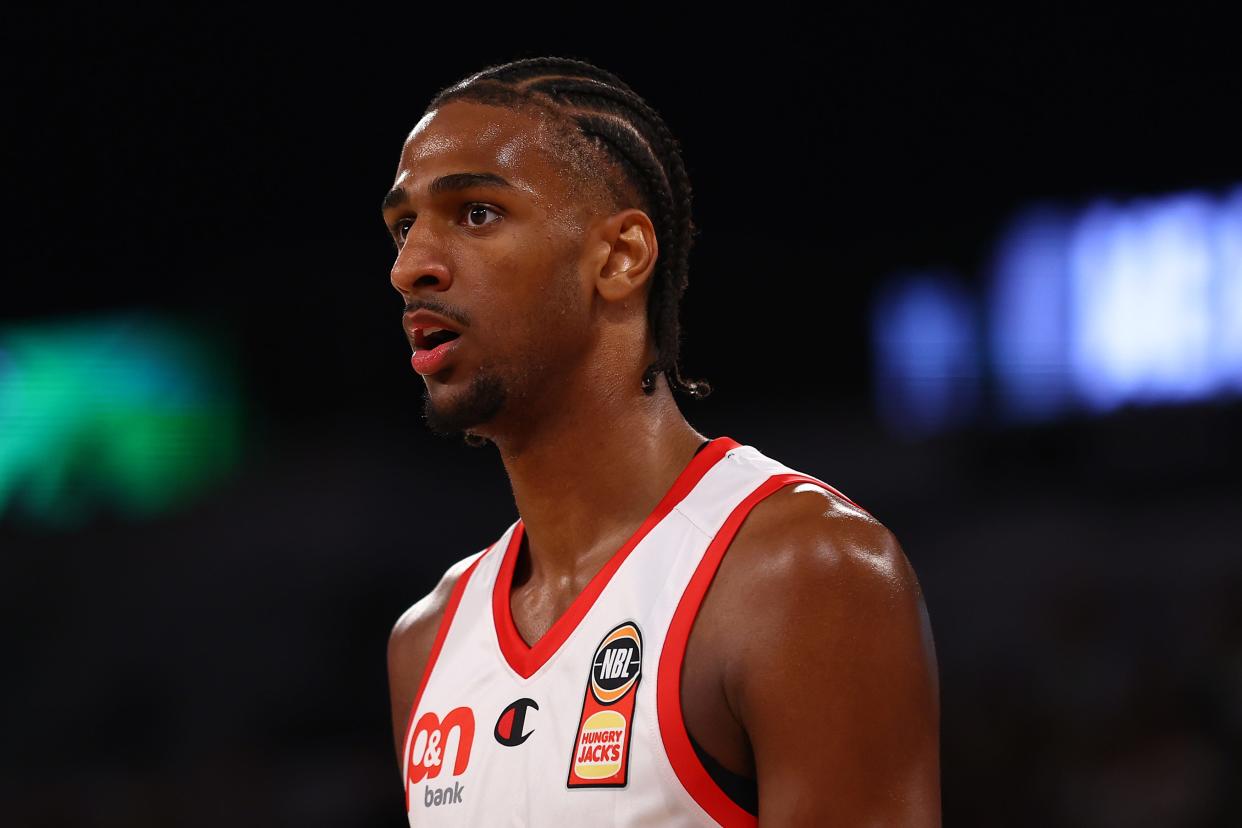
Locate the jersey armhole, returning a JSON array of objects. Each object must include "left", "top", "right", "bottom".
[
  {"left": 656, "top": 472, "right": 826, "bottom": 827},
  {"left": 399, "top": 545, "right": 490, "bottom": 810}
]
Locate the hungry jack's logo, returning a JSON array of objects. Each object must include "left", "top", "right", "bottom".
[{"left": 567, "top": 621, "right": 643, "bottom": 788}]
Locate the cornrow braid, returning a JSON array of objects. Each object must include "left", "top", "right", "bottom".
[{"left": 425, "top": 56, "right": 712, "bottom": 400}]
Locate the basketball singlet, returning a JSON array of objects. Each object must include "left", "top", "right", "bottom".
[{"left": 399, "top": 435, "right": 866, "bottom": 826}]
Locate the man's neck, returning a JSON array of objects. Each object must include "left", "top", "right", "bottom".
[{"left": 492, "top": 390, "right": 706, "bottom": 587}]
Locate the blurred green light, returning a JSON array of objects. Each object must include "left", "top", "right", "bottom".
[{"left": 0, "top": 311, "right": 244, "bottom": 528}]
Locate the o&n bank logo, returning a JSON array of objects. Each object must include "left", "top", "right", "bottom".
[{"left": 406, "top": 706, "right": 474, "bottom": 810}]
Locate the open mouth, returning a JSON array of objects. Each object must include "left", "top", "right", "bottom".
[{"left": 415, "top": 328, "right": 461, "bottom": 350}]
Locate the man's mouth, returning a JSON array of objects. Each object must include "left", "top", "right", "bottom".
[
  {"left": 410, "top": 327, "right": 464, "bottom": 376},
  {"left": 413, "top": 327, "right": 462, "bottom": 350}
]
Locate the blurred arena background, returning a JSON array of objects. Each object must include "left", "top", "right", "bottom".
[{"left": 3, "top": 10, "right": 1239, "bottom": 827}]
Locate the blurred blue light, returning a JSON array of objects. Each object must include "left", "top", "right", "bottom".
[
  {"left": 875, "top": 184, "right": 1241, "bottom": 433},
  {"left": 1068, "top": 194, "right": 1220, "bottom": 411},
  {"left": 871, "top": 272, "right": 980, "bottom": 436},
  {"left": 1213, "top": 187, "right": 1242, "bottom": 392},
  {"left": 979, "top": 185, "right": 1242, "bottom": 426},
  {"left": 988, "top": 207, "right": 1075, "bottom": 421}
]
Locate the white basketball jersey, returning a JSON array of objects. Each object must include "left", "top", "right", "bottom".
[{"left": 400, "top": 435, "right": 865, "bottom": 827}]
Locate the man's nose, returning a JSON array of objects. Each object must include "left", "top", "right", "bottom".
[{"left": 390, "top": 225, "right": 453, "bottom": 296}]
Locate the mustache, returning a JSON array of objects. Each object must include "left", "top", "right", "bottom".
[{"left": 404, "top": 299, "right": 469, "bottom": 328}]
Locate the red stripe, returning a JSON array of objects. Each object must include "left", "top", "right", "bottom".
[
  {"left": 795, "top": 473, "right": 872, "bottom": 518},
  {"left": 657, "top": 472, "right": 834, "bottom": 826},
  {"left": 401, "top": 545, "right": 490, "bottom": 810},
  {"left": 493, "top": 436, "right": 742, "bottom": 679}
]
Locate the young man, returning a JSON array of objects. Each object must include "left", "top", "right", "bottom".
[{"left": 383, "top": 57, "right": 940, "bottom": 826}]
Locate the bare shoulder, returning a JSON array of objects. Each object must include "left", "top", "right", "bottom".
[
  {"left": 386, "top": 551, "right": 483, "bottom": 769},
  {"left": 388, "top": 551, "right": 481, "bottom": 690},
  {"left": 389, "top": 553, "right": 478, "bottom": 655},
  {"left": 710, "top": 480, "right": 941, "bottom": 822},
  {"left": 719, "top": 480, "right": 937, "bottom": 688},
  {"left": 704, "top": 479, "right": 937, "bottom": 707},
  {"left": 727, "top": 481, "right": 924, "bottom": 605}
]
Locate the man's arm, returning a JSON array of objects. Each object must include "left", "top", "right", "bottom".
[
  {"left": 386, "top": 556, "right": 477, "bottom": 776},
  {"left": 725, "top": 484, "right": 940, "bottom": 825}
]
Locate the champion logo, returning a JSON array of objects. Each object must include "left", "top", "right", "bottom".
[{"left": 494, "top": 697, "right": 539, "bottom": 747}]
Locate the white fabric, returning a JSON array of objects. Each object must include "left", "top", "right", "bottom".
[{"left": 401, "top": 443, "right": 815, "bottom": 826}]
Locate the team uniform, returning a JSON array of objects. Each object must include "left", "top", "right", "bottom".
[{"left": 399, "top": 435, "right": 867, "bottom": 826}]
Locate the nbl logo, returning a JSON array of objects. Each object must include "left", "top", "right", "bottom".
[{"left": 591, "top": 625, "right": 642, "bottom": 704}]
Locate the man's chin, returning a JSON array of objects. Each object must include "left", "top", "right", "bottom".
[{"left": 421, "top": 373, "right": 507, "bottom": 439}]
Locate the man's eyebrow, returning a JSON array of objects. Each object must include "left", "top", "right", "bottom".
[{"left": 381, "top": 172, "right": 517, "bottom": 212}]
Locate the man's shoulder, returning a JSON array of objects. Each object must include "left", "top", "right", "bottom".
[
  {"left": 712, "top": 479, "right": 941, "bottom": 822},
  {"left": 385, "top": 551, "right": 486, "bottom": 700},
  {"left": 386, "top": 547, "right": 488, "bottom": 766},
  {"left": 389, "top": 551, "right": 483, "bottom": 649},
  {"left": 725, "top": 479, "right": 917, "bottom": 601}
]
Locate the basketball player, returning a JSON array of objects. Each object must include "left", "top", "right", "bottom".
[{"left": 383, "top": 57, "right": 940, "bottom": 826}]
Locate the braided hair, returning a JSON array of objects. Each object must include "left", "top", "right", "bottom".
[{"left": 424, "top": 56, "right": 712, "bottom": 400}]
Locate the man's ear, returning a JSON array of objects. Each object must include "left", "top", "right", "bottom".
[{"left": 593, "top": 208, "right": 659, "bottom": 303}]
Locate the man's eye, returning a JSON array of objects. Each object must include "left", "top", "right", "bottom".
[
  {"left": 392, "top": 205, "right": 499, "bottom": 244},
  {"left": 463, "top": 204, "right": 502, "bottom": 228}
]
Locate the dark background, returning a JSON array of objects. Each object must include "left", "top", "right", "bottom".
[{"left": 4, "top": 9, "right": 1240, "bottom": 826}]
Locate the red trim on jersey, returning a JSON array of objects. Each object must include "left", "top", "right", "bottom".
[
  {"left": 794, "top": 473, "right": 872, "bottom": 518},
  {"left": 657, "top": 471, "right": 847, "bottom": 827},
  {"left": 492, "top": 435, "right": 742, "bottom": 680},
  {"left": 401, "top": 546, "right": 490, "bottom": 810}
]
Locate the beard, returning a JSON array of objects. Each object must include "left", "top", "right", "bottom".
[
  {"left": 421, "top": 365, "right": 508, "bottom": 441},
  {"left": 419, "top": 255, "right": 581, "bottom": 445}
]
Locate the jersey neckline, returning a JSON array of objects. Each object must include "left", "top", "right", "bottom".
[{"left": 491, "top": 435, "right": 741, "bottom": 680}]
